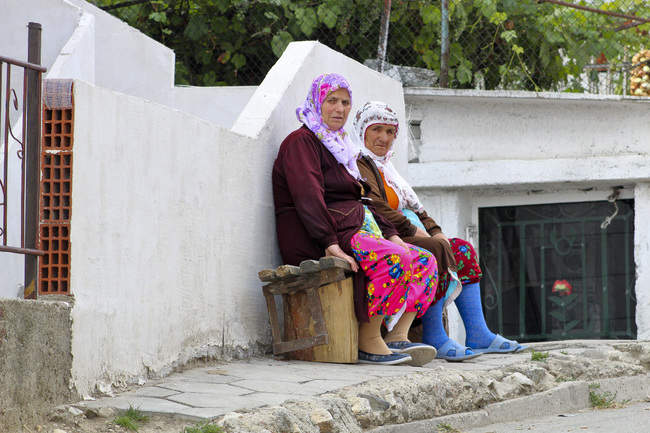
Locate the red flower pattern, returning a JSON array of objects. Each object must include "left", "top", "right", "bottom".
[{"left": 552, "top": 279, "right": 573, "bottom": 296}]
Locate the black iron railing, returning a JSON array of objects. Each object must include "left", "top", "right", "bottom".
[{"left": 0, "top": 23, "right": 47, "bottom": 297}]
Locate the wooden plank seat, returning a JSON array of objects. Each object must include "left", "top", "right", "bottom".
[{"left": 259, "top": 256, "right": 358, "bottom": 363}]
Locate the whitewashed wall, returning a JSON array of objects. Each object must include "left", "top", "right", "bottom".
[
  {"left": 232, "top": 41, "right": 409, "bottom": 173},
  {"left": 0, "top": 0, "right": 80, "bottom": 74},
  {"left": 167, "top": 86, "right": 258, "bottom": 129},
  {"left": 69, "top": 41, "right": 405, "bottom": 397},
  {"left": 2, "top": 0, "right": 267, "bottom": 132},
  {"left": 404, "top": 88, "right": 650, "bottom": 341},
  {"left": 70, "top": 81, "right": 264, "bottom": 395},
  {"left": 4, "top": 0, "right": 650, "bottom": 397},
  {"left": 1, "top": 0, "right": 253, "bottom": 297},
  {"left": 65, "top": 0, "right": 176, "bottom": 100}
]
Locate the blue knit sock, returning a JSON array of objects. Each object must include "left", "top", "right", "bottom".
[
  {"left": 455, "top": 282, "right": 496, "bottom": 349},
  {"left": 420, "top": 300, "right": 448, "bottom": 348},
  {"left": 421, "top": 300, "right": 474, "bottom": 357}
]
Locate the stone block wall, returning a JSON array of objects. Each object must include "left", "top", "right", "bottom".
[{"left": 0, "top": 298, "right": 73, "bottom": 430}]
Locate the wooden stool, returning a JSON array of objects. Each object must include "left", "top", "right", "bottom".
[{"left": 259, "top": 257, "right": 358, "bottom": 363}]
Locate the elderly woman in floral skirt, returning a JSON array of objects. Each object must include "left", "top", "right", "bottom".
[{"left": 272, "top": 74, "right": 440, "bottom": 366}]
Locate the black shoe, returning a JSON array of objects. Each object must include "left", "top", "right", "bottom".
[
  {"left": 386, "top": 341, "right": 437, "bottom": 366},
  {"left": 358, "top": 350, "right": 412, "bottom": 365}
]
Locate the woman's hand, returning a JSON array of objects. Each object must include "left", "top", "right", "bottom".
[
  {"left": 387, "top": 235, "right": 409, "bottom": 251},
  {"left": 414, "top": 227, "right": 431, "bottom": 237},
  {"left": 325, "top": 244, "right": 359, "bottom": 272},
  {"left": 433, "top": 232, "right": 451, "bottom": 246}
]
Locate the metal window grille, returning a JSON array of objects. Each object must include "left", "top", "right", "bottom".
[{"left": 479, "top": 199, "right": 636, "bottom": 342}]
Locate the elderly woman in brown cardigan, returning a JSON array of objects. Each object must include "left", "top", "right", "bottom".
[
  {"left": 354, "top": 101, "right": 522, "bottom": 361},
  {"left": 272, "top": 75, "right": 440, "bottom": 366}
]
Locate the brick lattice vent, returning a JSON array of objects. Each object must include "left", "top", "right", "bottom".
[{"left": 39, "top": 108, "right": 73, "bottom": 295}]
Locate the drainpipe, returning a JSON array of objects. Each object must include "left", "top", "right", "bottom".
[
  {"left": 377, "top": 0, "right": 392, "bottom": 73},
  {"left": 440, "top": 0, "right": 450, "bottom": 87}
]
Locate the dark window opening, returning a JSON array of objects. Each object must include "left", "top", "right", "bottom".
[{"left": 478, "top": 199, "right": 636, "bottom": 342}]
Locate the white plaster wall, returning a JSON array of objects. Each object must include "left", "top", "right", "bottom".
[
  {"left": 0, "top": 0, "right": 80, "bottom": 72},
  {"left": 634, "top": 183, "right": 650, "bottom": 340},
  {"left": 47, "top": 10, "right": 96, "bottom": 82},
  {"left": 68, "top": 42, "right": 406, "bottom": 396},
  {"left": 66, "top": 0, "right": 176, "bottom": 101},
  {"left": 0, "top": 1, "right": 97, "bottom": 298},
  {"left": 167, "top": 86, "right": 258, "bottom": 129},
  {"left": 0, "top": 148, "right": 27, "bottom": 298},
  {"left": 405, "top": 89, "right": 650, "bottom": 164},
  {"left": 232, "top": 41, "right": 409, "bottom": 174},
  {"left": 70, "top": 81, "right": 270, "bottom": 396},
  {"left": 0, "top": 0, "right": 252, "bottom": 299}
]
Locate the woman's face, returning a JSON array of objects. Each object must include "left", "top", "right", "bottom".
[
  {"left": 364, "top": 123, "right": 396, "bottom": 157},
  {"left": 321, "top": 88, "right": 351, "bottom": 131}
]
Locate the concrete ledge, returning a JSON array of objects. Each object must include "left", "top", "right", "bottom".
[
  {"left": 486, "top": 381, "right": 589, "bottom": 423},
  {"left": 369, "top": 373, "right": 650, "bottom": 433},
  {"left": 404, "top": 87, "right": 650, "bottom": 103},
  {"left": 367, "top": 410, "right": 491, "bottom": 433},
  {"left": 408, "top": 155, "right": 650, "bottom": 190},
  {"left": 598, "top": 374, "right": 650, "bottom": 402}
]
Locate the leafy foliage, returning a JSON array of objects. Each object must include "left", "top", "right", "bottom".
[
  {"left": 588, "top": 382, "right": 618, "bottom": 408},
  {"left": 93, "top": 0, "right": 650, "bottom": 92}
]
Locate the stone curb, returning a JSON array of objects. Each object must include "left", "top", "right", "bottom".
[{"left": 368, "top": 373, "right": 650, "bottom": 432}]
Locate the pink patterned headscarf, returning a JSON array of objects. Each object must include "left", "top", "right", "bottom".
[{"left": 296, "top": 73, "right": 362, "bottom": 180}]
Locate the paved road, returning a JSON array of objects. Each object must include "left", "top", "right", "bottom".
[{"left": 461, "top": 401, "right": 650, "bottom": 433}]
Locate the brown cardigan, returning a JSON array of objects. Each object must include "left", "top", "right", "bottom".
[{"left": 357, "top": 155, "right": 458, "bottom": 275}]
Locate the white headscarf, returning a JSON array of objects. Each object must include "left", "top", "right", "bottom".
[
  {"left": 296, "top": 73, "right": 362, "bottom": 180},
  {"left": 353, "top": 101, "right": 424, "bottom": 213}
]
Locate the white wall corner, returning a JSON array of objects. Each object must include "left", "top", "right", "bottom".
[
  {"left": 634, "top": 182, "right": 650, "bottom": 339},
  {"left": 232, "top": 41, "right": 406, "bottom": 150},
  {"left": 47, "top": 9, "right": 96, "bottom": 82},
  {"left": 231, "top": 41, "right": 322, "bottom": 139}
]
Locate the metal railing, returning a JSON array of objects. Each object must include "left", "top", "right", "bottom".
[{"left": 0, "top": 23, "right": 47, "bottom": 297}]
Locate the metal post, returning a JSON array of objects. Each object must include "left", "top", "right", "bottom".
[
  {"left": 440, "top": 0, "right": 450, "bottom": 88},
  {"left": 24, "top": 22, "right": 42, "bottom": 299},
  {"left": 377, "top": 0, "right": 392, "bottom": 73}
]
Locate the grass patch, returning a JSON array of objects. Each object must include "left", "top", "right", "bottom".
[
  {"left": 436, "top": 423, "right": 462, "bottom": 432},
  {"left": 181, "top": 422, "right": 224, "bottom": 433},
  {"left": 182, "top": 422, "right": 225, "bottom": 433},
  {"left": 556, "top": 374, "right": 577, "bottom": 382},
  {"left": 112, "top": 405, "right": 149, "bottom": 431},
  {"left": 531, "top": 351, "right": 549, "bottom": 362},
  {"left": 560, "top": 350, "right": 569, "bottom": 355},
  {"left": 588, "top": 383, "right": 617, "bottom": 409}
]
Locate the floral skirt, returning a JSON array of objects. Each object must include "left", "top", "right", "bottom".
[
  {"left": 350, "top": 231, "right": 438, "bottom": 328},
  {"left": 449, "top": 237, "right": 482, "bottom": 284}
]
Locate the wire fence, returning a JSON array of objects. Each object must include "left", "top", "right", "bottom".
[{"left": 93, "top": 0, "right": 649, "bottom": 95}]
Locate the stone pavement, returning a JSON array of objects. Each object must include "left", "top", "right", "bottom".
[{"left": 70, "top": 340, "right": 650, "bottom": 432}]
